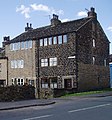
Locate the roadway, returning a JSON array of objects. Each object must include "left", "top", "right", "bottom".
[{"left": 0, "top": 96, "right": 112, "bottom": 120}]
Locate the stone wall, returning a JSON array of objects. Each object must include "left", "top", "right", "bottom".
[
  {"left": 5, "top": 41, "right": 36, "bottom": 86},
  {"left": 78, "top": 63, "right": 110, "bottom": 91},
  {"left": 0, "top": 58, "right": 8, "bottom": 85}
]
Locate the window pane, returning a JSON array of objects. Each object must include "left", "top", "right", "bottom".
[
  {"left": 11, "top": 61, "right": 14, "bottom": 68},
  {"left": 53, "top": 37, "right": 57, "bottom": 44},
  {"left": 49, "top": 37, "right": 52, "bottom": 45},
  {"left": 21, "top": 60, "right": 24, "bottom": 68},
  {"left": 28, "top": 40, "right": 32, "bottom": 48},
  {"left": 17, "top": 42, "right": 20, "bottom": 50},
  {"left": 44, "top": 38, "right": 48, "bottom": 46},
  {"left": 50, "top": 57, "right": 57, "bottom": 66},
  {"left": 25, "top": 41, "right": 29, "bottom": 49},
  {"left": 40, "top": 39, "right": 43, "bottom": 46},
  {"left": 63, "top": 35, "right": 67, "bottom": 43},
  {"left": 21, "top": 42, "right": 25, "bottom": 49},
  {"left": 41, "top": 59, "right": 48, "bottom": 67},
  {"left": 93, "top": 39, "right": 95, "bottom": 47},
  {"left": 58, "top": 36, "right": 62, "bottom": 44}
]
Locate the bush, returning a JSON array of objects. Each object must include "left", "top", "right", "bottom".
[{"left": 0, "top": 85, "right": 35, "bottom": 102}]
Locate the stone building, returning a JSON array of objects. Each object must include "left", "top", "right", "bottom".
[
  {"left": 2, "top": 7, "right": 110, "bottom": 98},
  {"left": 0, "top": 57, "right": 8, "bottom": 87}
]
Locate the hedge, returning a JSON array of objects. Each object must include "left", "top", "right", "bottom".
[{"left": 0, "top": 85, "right": 35, "bottom": 102}]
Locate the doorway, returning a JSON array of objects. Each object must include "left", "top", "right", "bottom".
[{"left": 64, "top": 79, "right": 72, "bottom": 89}]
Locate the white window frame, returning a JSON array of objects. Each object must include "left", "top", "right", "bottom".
[
  {"left": 28, "top": 40, "right": 32, "bottom": 48},
  {"left": 48, "top": 37, "right": 52, "bottom": 45},
  {"left": 41, "top": 59, "right": 48, "bottom": 67},
  {"left": 53, "top": 37, "right": 57, "bottom": 44},
  {"left": 50, "top": 78, "right": 58, "bottom": 88},
  {"left": 49, "top": 57, "right": 57, "bottom": 66},
  {"left": 40, "top": 39, "right": 43, "bottom": 46},
  {"left": 21, "top": 42, "right": 25, "bottom": 49},
  {"left": 93, "top": 38, "right": 95, "bottom": 47},
  {"left": 17, "top": 78, "right": 24, "bottom": 86},
  {"left": 41, "top": 78, "right": 49, "bottom": 88},
  {"left": 58, "top": 35, "right": 62, "bottom": 44},
  {"left": 93, "top": 57, "right": 95, "bottom": 65},
  {"left": 63, "top": 35, "right": 67, "bottom": 43},
  {"left": 25, "top": 41, "right": 29, "bottom": 49},
  {"left": 44, "top": 38, "right": 48, "bottom": 46}
]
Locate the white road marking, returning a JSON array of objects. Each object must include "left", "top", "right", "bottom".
[
  {"left": 68, "top": 103, "right": 111, "bottom": 113},
  {"left": 23, "top": 114, "right": 53, "bottom": 120}
]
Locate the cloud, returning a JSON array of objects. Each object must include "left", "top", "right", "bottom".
[
  {"left": 77, "top": 11, "right": 87, "bottom": 17},
  {"left": 107, "top": 26, "right": 112, "bottom": 32},
  {"left": 30, "top": 4, "right": 50, "bottom": 12},
  {"left": 16, "top": 5, "right": 30, "bottom": 18},
  {"left": 16, "top": 4, "right": 64, "bottom": 19},
  {"left": 61, "top": 18, "right": 69, "bottom": 22},
  {"left": 31, "top": 3, "right": 64, "bottom": 15}
]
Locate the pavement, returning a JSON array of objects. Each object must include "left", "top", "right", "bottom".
[{"left": 0, "top": 91, "right": 112, "bottom": 111}]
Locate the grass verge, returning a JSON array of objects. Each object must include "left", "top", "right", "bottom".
[{"left": 61, "top": 88, "right": 112, "bottom": 98}]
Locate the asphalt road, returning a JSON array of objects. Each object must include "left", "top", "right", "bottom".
[{"left": 0, "top": 96, "right": 112, "bottom": 120}]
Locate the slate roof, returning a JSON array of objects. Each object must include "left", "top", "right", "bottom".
[{"left": 7, "top": 17, "right": 92, "bottom": 44}]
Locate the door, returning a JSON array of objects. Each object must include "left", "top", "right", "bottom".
[{"left": 64, "top": 79, "right": 72, "bottom": 89}]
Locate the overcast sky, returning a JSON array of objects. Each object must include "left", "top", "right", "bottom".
[{"left": 0, "top": 0, "right": 112, "bottom": 53}]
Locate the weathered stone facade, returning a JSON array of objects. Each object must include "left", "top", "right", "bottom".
[
  {"left": 5, "top": 40, "right": 36, "bottom": 87},
  {"left": 1, "top": 7, "right": 110, "bottom": 98},
  {"left": 0, "top": 57, "right": 8, "bottom": 86}
]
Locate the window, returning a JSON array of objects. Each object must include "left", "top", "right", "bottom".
[
  {"left": 104, "top": 59, "right": 107, "bottom": 66},
  {"left": 50, "top": 77, "right": 57, "bottom": 88},
  {"left": 48, "top": 37, "right": 52, "bottom": 45},
  {"left": 11, "top": 60, "right": 17, "bottom": 68},
  {"left": 29, "top": 80, "right": 34, "bottom": 86},
  {"left": 58, "top": 36, "right": 62, "bottom": 44},
  {"left": 20, "top": 60, "right": 24, "bottom": 68},
  {"left": 17, "top": 42, "right": 20, "bottom": 50},
  {"left": 28, "top": 40, "right": 32, "bottom": 48},
  {"left": 41, "top": 59, "right": 48, "bottom": 67},
  {"left": 93, "top": 39, "right": 95, "bottom": 47},
  {"left": 40, "top": 39, "right": 43, "bottom": 46},
  {"left": 17, "top": 78, "right": 24, "bottom": 86},
  {"left": 41, "top": 78, "right": 49, "bottom": 88},
  {"left": 11, "top": 60, "right": 24, "bottom": 68},
  {"left": 44, "top": 38, "right": 48, "bottom": 46},
  {"left": 25, "top": 41, "right": 29, "bottom": 49},
  {"left": 63, "top": 35, "right": 67, "bottom": 43},
  {"left": 93, "top": 57, "right": 95, "bottom": 65},
  {"left": 49, "top": 57, "right": 57, "bottom": 66},
  {"left": 53, "top": 37, "right": 57, "bottom": 44},
  {"left": 21, "top": 42, "right": 25, "bottom": 49},
  {"left": 10, "top": 44, "right": 13, "bottom": 50},
  {"left": 12, "top": 78, "right": 15, "bottom": 85}
]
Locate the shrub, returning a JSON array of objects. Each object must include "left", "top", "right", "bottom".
[{"left": 0, "top": 85, "right": 35, "bottom": 102}]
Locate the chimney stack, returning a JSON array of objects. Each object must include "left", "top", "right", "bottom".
[
  {"left": 51, "top": 14, "right": 61, "bottom": 26},
  {"left": 88, "top": 7, "right": 97, "bottom": 19},
  {"left": 25, "top": 23, "right": 33, "bottom": 32}
]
